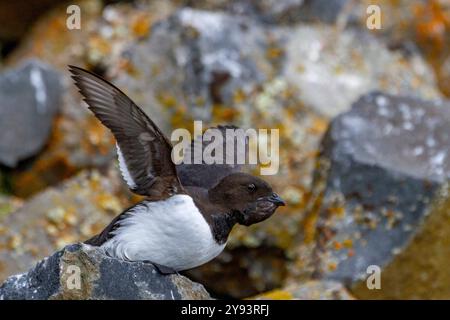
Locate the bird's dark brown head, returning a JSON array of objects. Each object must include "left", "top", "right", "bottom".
[{"left": 209, "top": 172, "right": 285, "bottom": 226}]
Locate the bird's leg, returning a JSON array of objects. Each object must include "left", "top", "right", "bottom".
[{"left": 142, "top": 260, "right": 179, "bottom": 275}]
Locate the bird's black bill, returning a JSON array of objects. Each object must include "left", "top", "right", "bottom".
[{"left": 268, "top": 193, "right": 285, "bottom": 206}]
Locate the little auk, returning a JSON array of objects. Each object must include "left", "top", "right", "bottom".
[{"left": 69, "top": 65, "right": 285, "bottom": 274}]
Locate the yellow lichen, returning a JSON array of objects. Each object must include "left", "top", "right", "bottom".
[{"left": 254, "top": 289, "right": 293, "bottom": 300}]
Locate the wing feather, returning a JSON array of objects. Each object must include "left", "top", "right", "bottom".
[{"left": 69, "top": 65, "right": 182, "bottom": 198}]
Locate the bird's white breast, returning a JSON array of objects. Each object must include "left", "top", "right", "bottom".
[{"left": 101, "top": 194, "right": 226, "bottom": 271}]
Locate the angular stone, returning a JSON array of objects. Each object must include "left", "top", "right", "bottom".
[
  {"left": 113, "top": 7, "right": 279, "bottom": 132},
  {"left": 283, "top": 26, "right": 440, "bottom": 119},
  {"left": 0, "top": 59, "right": 61, "bottom": 167},
  {"left": 0, "top": 243, "right": 211, "bottom": 300},
  {"left": 308, "top": 91, "right": 450, "bottom": 299}
]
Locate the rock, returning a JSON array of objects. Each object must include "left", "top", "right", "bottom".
[
  {"left": 306, "top": 91, "right": 450, "bottom": 299},
  {"left": 112, "top": 7, "right": 280, "bottom": 132},
  {"left": 117, "top": 8, "right": 440, "bottom": 122},
  {"left": 0, "top": 167, "right": 134, "bottom": 282},
  {"left": 0, "top": 195, "right": 23, "bottom": 220},
  {"left": 0, "top": 59, "right": 61, "bottom": 167},
  {"left": 253, "top": 280, "right": 354, "bottom": 300},
  {"left": 0, "top": 243, "right": 211, "bottom": 300},
  {"left": 283, "top": 26, "right": 441, "bottom": 118}
]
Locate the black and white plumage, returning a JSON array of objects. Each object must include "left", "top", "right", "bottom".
[{"left": 69, "top": 66, "right": 285, "bottom": 272}]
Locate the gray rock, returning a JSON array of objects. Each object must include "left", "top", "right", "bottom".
[
  {"left": 296, "top": 0, "right": 351, "bottom": 24},
  {"left": 0, "top": 243, "right": 211, "bottom": 300},
  {"left": 0, "top": 59, "right": 61, "bottom": 167},
  {"left": 308, "top": 91, "right": 450, "bottom": 298},
  {"left": 114, "top": 8, "right": 280, "bottom": 131},
  {"left": 283, "top": 26, "right": 440, "bottom": 118},
  {"left": 117, "top": 8, "right": 441, "bottom": 123},
  {"left": 186, "top": 0, "right": 351, "bottom": 25}
]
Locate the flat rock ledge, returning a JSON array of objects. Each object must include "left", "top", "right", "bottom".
[{"left": 0, "top": 243, "right": 211, "bottom": 300}]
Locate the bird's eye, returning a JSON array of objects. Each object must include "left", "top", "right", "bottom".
[{"left": 247, "top": 183, "right": 256, "bottom": 192}]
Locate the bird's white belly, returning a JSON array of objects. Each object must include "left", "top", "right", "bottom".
[{"left": 101, "top": 195, "right": 226, "bottom": 271}]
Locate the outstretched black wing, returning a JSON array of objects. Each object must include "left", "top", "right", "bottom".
[{"left": 69, "top": 65, "right": 182, "bottom": 199}]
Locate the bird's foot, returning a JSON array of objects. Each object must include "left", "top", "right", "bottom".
[{"left": 142, "top": 260, "right": 179, "bottom": 275}]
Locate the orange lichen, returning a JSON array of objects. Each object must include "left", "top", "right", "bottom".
[
  {"left": 88, "top": 35, "right": 111, "bottom": 55},
  {"left": 327, "top": 205, "right": 345, "bottom": 218},
  {"left": 212, "top": 105, "right": 240, "bottom": 123},
  {"left": 348, "top": 249, "right": 355, "bottom": 258},
  {"left": 233, "top": 89, "right": 247, "bottom": 104},
  {"left": 414, "top": 0, "right": 450, "bottom": 50},
  {"left": 410, "top": 0, "right": 450, "bottom": 96},
  {"left": 118, "top": 58, "right": 139, "bottom": 77},
  {"left": 333, "top": 241, "right": 342, "bottom": 250},
  {"left": 131, "top": 13, "right": 152, "bottom": 38},
  {"left": 266, "top": 46, "right": 284, "bottom": 60},
  {"left": 80, "top": 114, "right": 115, "bottom": 156},
  {"left": 95, "top": 193, "right": 122, "bottom": 213},
  {"left": 302, "top": 209, "right": 319, "bottom": 244},
  {"left": 11, "top": 153, "right": 79, "bottom": 198},
  {"left": 158, "top": 92, "right": 178, "bottom": 109},
  {"left": 328, "top": 262, "right": 337, "bottom": 271},
  {"left": 307, "top": 117, "right": 328, "bottom": 135}
]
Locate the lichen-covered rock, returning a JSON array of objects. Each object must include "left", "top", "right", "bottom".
[
  {"left": 112, "top": 7, "right": 281, "bottom": 132},
  {"left": 1, "top": 0, "right": 444, "bottom": 299},
  {"left": 0, "top": 168, "right": 134, "bottom": 283},
  {"left": 253, "top": 280, "right": 354, "bottom": 300},
  {"left": 0, "top": 243, "right": 211, "bottom": 300},
  {"left": 306, "top": 91, "right": 450, "bottom": 299},
  {"left": 0, "top": 59, "right": 61, "bottom": 167},
  {"left": 283, "top": 26, "right": 440, "bottom": 118}
]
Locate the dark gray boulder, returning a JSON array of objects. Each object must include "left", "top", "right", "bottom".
[
  {"left": 0, "top": 243, "right": 211, "bottom": 300},
  {"left": 308, "top": 91, "right": 450, "bottom": 299},
  {"left": 0, "top": 59, "right": 61, "bottom": 167}
]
